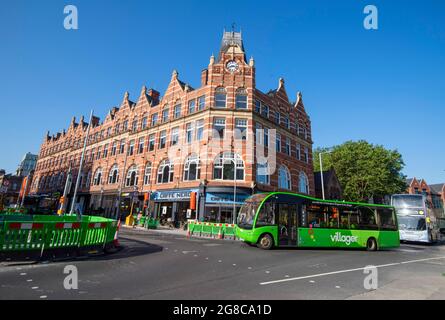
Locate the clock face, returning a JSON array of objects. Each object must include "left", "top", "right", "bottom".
[{"left": 226, "top": 60, "right": 239, "bottom": 73}]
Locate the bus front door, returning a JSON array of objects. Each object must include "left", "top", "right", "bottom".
[{"left": 278, "top": 204, "right": 298, "bottom": 247}]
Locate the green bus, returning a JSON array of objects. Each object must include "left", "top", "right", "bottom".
[{"left": 236, "top": 192, "right": 400, "bottom": 251}]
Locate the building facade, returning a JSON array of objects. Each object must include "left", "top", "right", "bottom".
[
  {"left": 16, "top": 152, "right": 38, "bottom": 177},
  {"left": 30, "top": 31, "right": 315, "bottom": 225}
]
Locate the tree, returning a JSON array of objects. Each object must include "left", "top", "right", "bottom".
[{"left": 313, "top": 140, "right": 406, "bottom": 203}]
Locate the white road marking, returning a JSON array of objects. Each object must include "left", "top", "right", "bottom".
[
  {"left": 32, "top": 287, "right": 39, "bottom": 289},
  {"left": 27, "top": 279, "right": 33, "bottom": 282},
  {"left": 335, "top": 286, "right": 341, "bottom": 289},
  {"left": 285, "top": 275, "right": 290, "bottom": 278},
  {"left": 248, "top": 267, "right": 252, "bottom": 270},
  {"left": 233, "top": 264, "right": 237, "bottom": 266},
  {"left": 265, "top": 271, "right": 270, "bottom": 274},
  {"left": 203, "top": 243, "right": 222, "bottom": 247},
  {"left": 40, "top": 295, "right": 47, "bottom": 299},
  {"left": 218, "top": 260, "right": 222, "bottom": 263},
  {"left": 309, "top": 280, "right": 315, "bottom": 283},
  {"left": 20, "top": 273, "right": 27, "bottom": 276},
  {"left": 205, "top": 257, "right": 209, "bottom": 260},
  {"left": 260, "top": 255, "right": 445, "bottom": 286}
]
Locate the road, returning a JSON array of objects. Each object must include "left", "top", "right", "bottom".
[{"left": 1, "top": 227, "right": 445, "bottom": 300}]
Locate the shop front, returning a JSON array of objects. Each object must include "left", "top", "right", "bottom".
[
  {"left": 202, "top": 187, "right": 252, "bottom": 223},
  {"left": 151, "top": 189, "right": 199, "bottom": 227}
]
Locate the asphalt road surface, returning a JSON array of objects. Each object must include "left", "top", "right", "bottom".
[{"left": 1, "top": 228, "right": 445, "bottom": 300}]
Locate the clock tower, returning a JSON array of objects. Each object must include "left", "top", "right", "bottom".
[{"left": 205, "top": 30, "right": 255, "bottom": 109}]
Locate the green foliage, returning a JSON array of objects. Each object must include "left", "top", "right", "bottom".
[{"left": 313, "top": 140, "right": 407, "bottom": 202}]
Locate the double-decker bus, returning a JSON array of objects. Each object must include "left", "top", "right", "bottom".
[
  {"left": 236, "top": 192, "right": 399, "bottom": 251},
  {"left": 391, "top": 194, "right": 441, "bottom": 243}
]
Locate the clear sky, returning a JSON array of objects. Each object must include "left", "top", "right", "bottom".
[{"left": 1, "top": 0, "right": 444, "bottom": 183}]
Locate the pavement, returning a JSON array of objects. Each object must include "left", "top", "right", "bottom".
[{"left": 1, "top": 227, "right": 445, "bottom": 300}]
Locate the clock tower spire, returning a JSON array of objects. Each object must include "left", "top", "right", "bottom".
[{"left": 217, "top": 29, "right": 246, "bottom": 63}]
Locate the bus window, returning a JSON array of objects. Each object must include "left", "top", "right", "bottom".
[
  {"left": 357, "top": 207, "right": 378, "bottom": 230},
  {"left": 349, "top": 211, "right": 360, "bottom": 229},
  {"left": 256, "top": 202, "right": 276, "bottom": 227},
  {"left": 307, "top": 204, "right": 326, "bottom": 228},
  {"left": 326, "top": 206, "right": 339, "bottom": 229},
  {"left": 377, "top": 208, "right": 397, "bottom": 231},
  {"left": 339, "top": 209, "right": 350, "bottom": 229}
]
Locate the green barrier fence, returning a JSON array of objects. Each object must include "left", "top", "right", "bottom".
[
  {"left": 187, "top": 221, "right": 237, "bottom": 240},
  {"left": 0, "top": 214, "right": 118, "bottom": 254},
  {"left": 145, "top": 217, "right": 159, "bottom": 229}
]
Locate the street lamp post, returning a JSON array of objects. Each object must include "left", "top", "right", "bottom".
[
  {"left": 319, "top": 150, "right": 332, "bottom": 200},
  {"left": 231, "top": 158, "right": 237, "bottom": 224}
]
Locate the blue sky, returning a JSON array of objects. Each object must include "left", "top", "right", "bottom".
[{"left": 1, "top": 0, "right": 444, "bottom": 183}]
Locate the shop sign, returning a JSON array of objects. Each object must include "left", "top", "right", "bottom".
[
  {"left": 205, "top": 193, "right": 250, "bottom": 205},
  {"left": 152, "top": 189, "right": 199, "bottom": 202}
]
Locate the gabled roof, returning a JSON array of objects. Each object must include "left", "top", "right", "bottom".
[{"left": 429, "top": 183, "right": 444, "bottom": 194}]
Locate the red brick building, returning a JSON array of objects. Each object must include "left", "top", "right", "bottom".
[
  {"left": 30, "top": 31, "right": 315, "bottom": 224},
  {"left": 406, "top": 178, "right": 444, "bottom": 209}
]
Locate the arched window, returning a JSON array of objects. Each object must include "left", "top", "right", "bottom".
[
  {"left": 215, "top": 87, "right": 227, "bottom": 108},
  {"left": 278, "top": 165, "right": 291, "bottom": 190},
  {"left": 108, "top": 164, "right": 119, "bottom": 184},
  {"left": 213, "top": 152, "right": 244, "bottom": 180},
  {"left": 125, "top": 165, "right": 139, "bottom": 187},
  {"left": 235, "top": 88, "right": 248, "bottom": 109},
  {"left": 93, "top": 168, "right": 103, "bottom": 186},
  {"left": 299, "top": 171, "right": 309, "bottom": 194},
  {"left": 144, "top": 162, "right": 152, "bottom": 185},
  {"left": 183, "top": 155, "right": 200, "bottom": 181},
  {"left": 157, "top": 160, "right": 174, "bottom": 184}
]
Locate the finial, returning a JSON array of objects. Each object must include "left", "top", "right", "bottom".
[
  {"left": 140, "top": 85, "right": 147, "bottom": 96},
  {"left": 249, "top": 56, "right": 255, "bottom": 67},
  {"left": 172, "top": 69, "right": 178, "bottom": 78},
  {"left": 278, "top": 77, "right": 285, "bottom": 88},
  {"left": 209, "top": 54, "right": 215, "bottom": 65},
  {"left": 124, "top": 91, "right": 129, "bottom": 100}
]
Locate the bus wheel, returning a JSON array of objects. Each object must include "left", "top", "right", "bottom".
[
  {"left": 366, "top": 238, "right": 378, "bottom": 251},
  {"left": 257, "top": 234, "right": 273, "bottom": 250}
]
